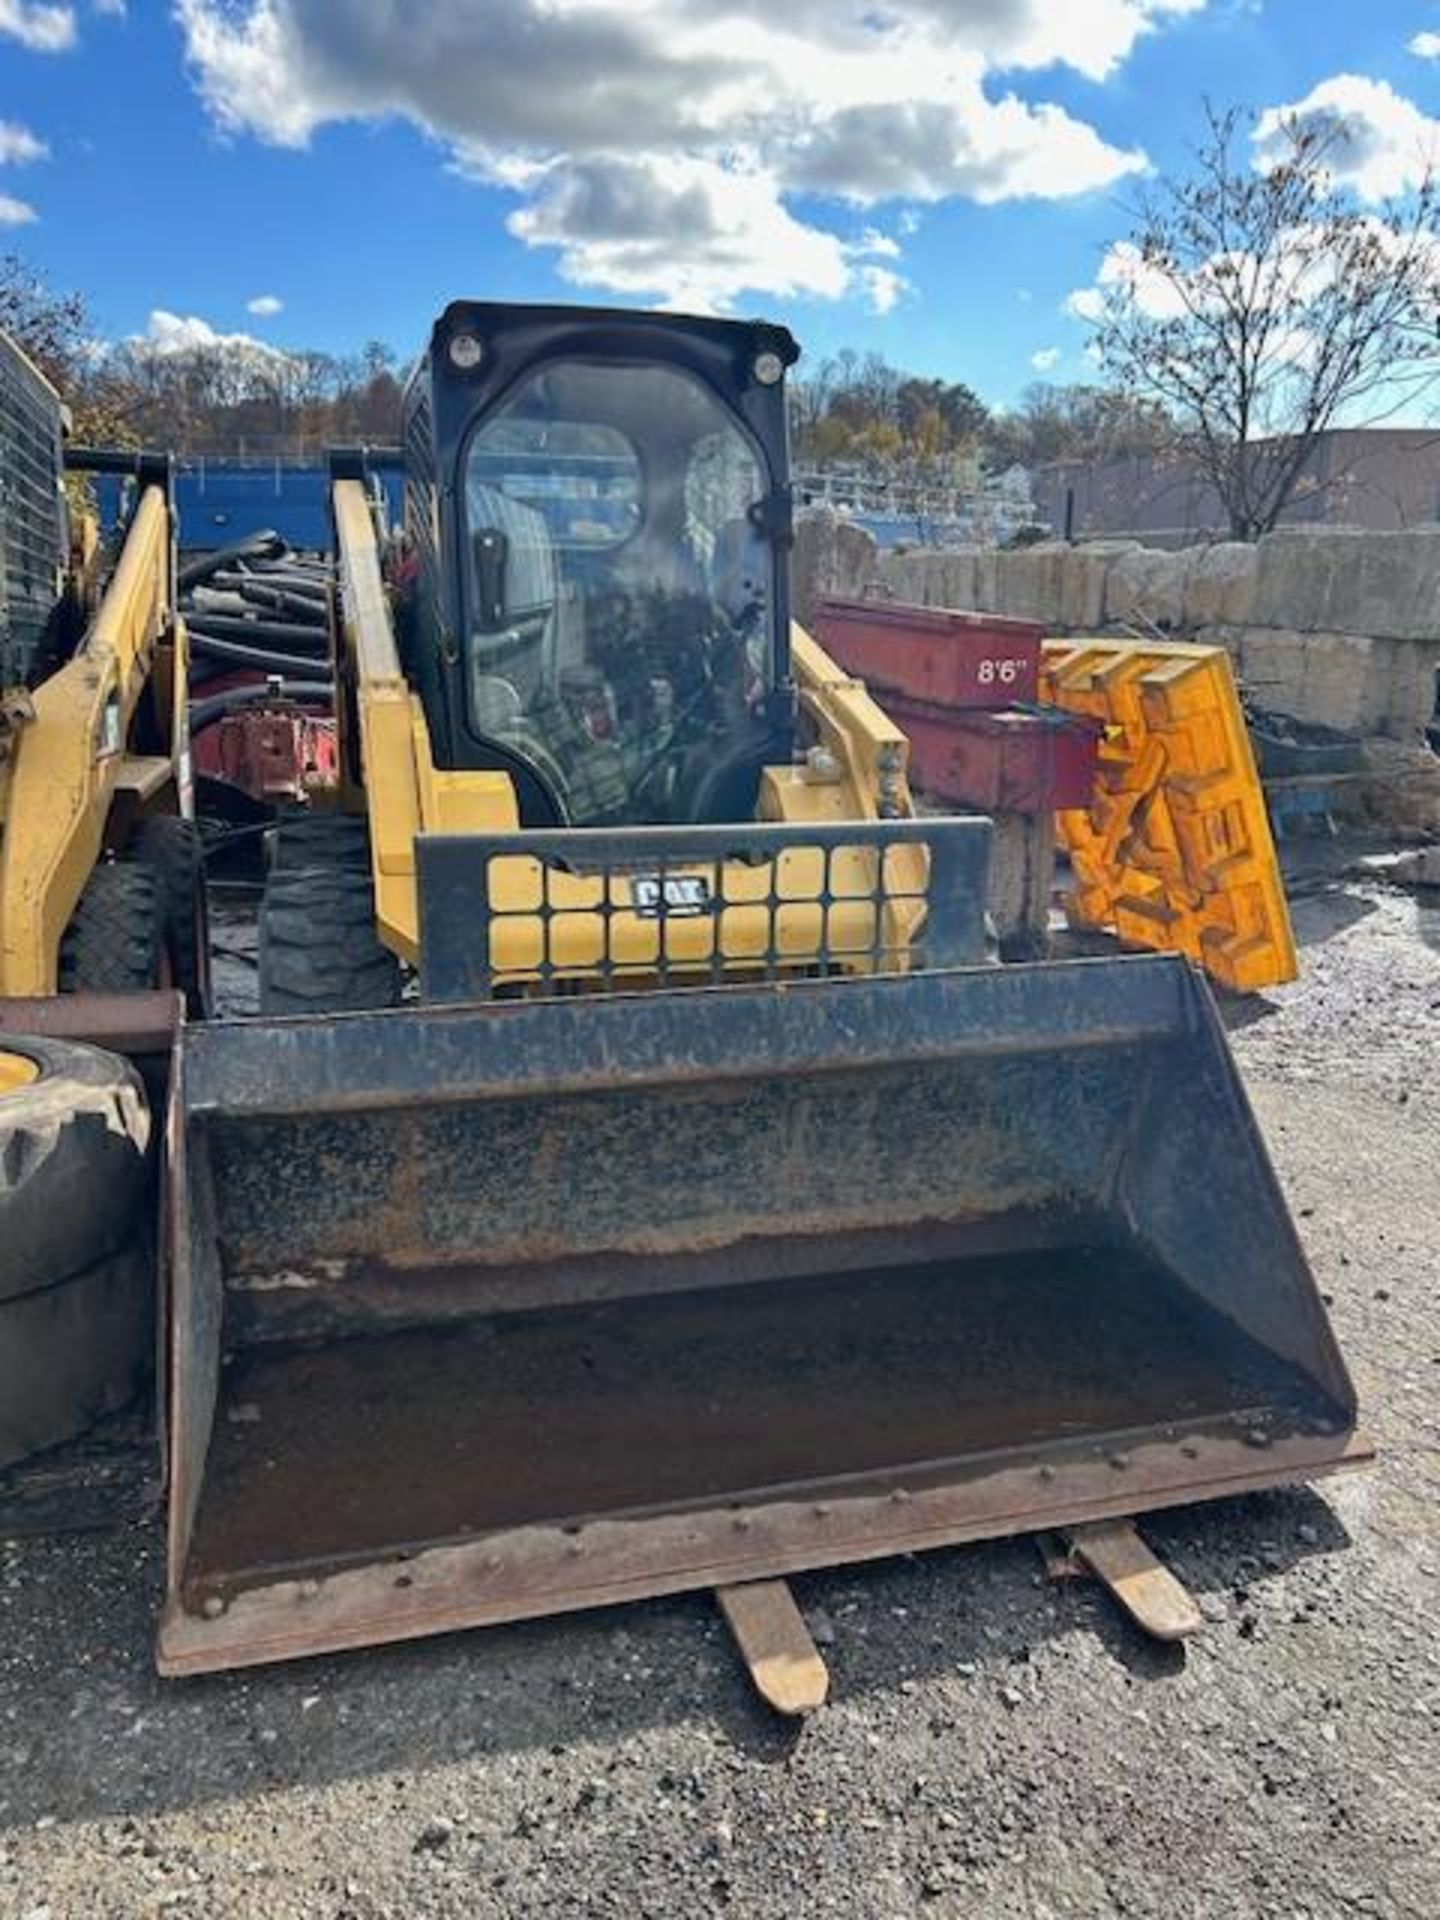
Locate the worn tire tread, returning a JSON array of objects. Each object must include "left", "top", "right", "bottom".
[
  {"left": 0, "top": 1036, "right": 150, "bottom": 1300},
  {"left": 130, "top": 816, "right": 212, "bottom": 1018},
  {"left": 272, "top": 809, "right": 372, "bottom": 872},
  {"left": 0, "top": 1239, "right": 152, "bottom": 1469},
  {"left": 58, "top": 864, "right": 166, "bottom": 996},
  {"left": 258, "top": 864, "right": 401, "bottom": 1014}
]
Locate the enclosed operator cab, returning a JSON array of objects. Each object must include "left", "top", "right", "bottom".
[{"left": 399, "top": 303, "right": 801, "bottom": 830}]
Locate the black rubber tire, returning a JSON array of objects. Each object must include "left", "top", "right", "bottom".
[
  {"left": 271, "top": 808, "right": 372, "bottom": 872},
  {"left": 130, "top": 815, "right": 213, "bottom": 1019},
  {"left": 0, "top": 1035, "right": 151, "bottom": 1301},
  {"left": 0, "top": 1238, "right": 152, "bottom": 1470},
  {"left": 258, "top": 864, "right": 403, "bottom": 1014},
  {"left": 59, "top": 863, "right": 168, "bottom": 995}
]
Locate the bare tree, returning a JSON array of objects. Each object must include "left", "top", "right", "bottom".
[
  {"left": 1084, "top": 105, "right": 1440, "bottom": 538},
  {"left": 0, "top": 255, "right": 89, "bottom": 387},
  {"left": 988, "top": 382, "right": 1178, "bottom": 469}
]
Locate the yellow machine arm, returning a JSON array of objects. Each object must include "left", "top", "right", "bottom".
[
  {"left": 0, "top": 483, "right": 186, "bottom": 996},
  {"left": 332, "top": 478, "right": 517, "bottom": 964}
]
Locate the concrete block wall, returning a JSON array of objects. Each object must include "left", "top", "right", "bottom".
[{"left": 794, "top": 511, "right": 1440, "bottom": 741}]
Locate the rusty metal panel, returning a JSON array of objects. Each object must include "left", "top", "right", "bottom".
[
  {"left": 158, "top": 1423, "right": 1371, "bottom": 1677},
  {"left": 182, "top": 953, "right": 1194, "bottom": 1117},
  {"left": 0, "top": 989, "right": 181, "bottom": 1058},
  {"left": 0, "top": 989, "right": 181, "bottom": 1121},
  {"left": 0, "top": 331, "right": 65, "bottom": 691},
  {"left": 877, "top": 702, "right": 1101, "bottom": 814}
]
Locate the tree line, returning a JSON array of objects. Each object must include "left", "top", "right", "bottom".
[
  {"left": 787, "top": 349, "right": 1177, "bottom": 476},
  {"left": 3, "top": 259, "right": 1165, "bottom": 478},
  {"left": 1, "top": 258, "right": 405, "bottom": 453}
]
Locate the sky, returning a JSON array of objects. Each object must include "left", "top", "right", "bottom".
[{"left": 0, "top": 0, "right": 1437, "bottom": 406}]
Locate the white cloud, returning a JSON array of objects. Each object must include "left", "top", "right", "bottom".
[
  {"left": 0, "top": 192, "right": 38, "bottom": 224},
  {"left": 1030, "top": 346, "right": 1061, "bottom": 371},
  {"left": 856, "top": 264, "right": 905, "bottom": 313},
  {"left": 1255, "top": 75, "right": 1440, "bottom": 202},
  {"left": 783, "top": 91, "right": 1145, "bottom": 207},
  {"left": 172, "top": 0, "right": 1189, "bottom": 310},
  {"left": 0, "top": 2, "right": 74, "bottom": 49},
  {"left": 0, "top": 120, "right": 46, "bottom": 164},
  {"left": 246, "top": 292, "right": 283, "bottom": 316},
  {"left": 1065, "top": 285, "right": 1104, "bottom": 321},
  {"left": 133, "top": 309, "right": 289, "bottom": 363},
  {"left": 1066, "top": 239, "right": 1193, "bottom": 323},
  {"left": 0, "top": 1, "right": 122, "bottom": 50},
  {"left": 856, "top": 226, "right": 900, "bottom": 260},
  {"left": 983, "top": 0, "right": 1206, "bottom": 81},
  {"left": 1410, "top": 31, "right": 1440, "bottom": 59},
  {"left": 506, "top": 153, "right": 854, "bottom": 311},
  {"left": 1065, "top": 284, "right": 1105, "bottom": 321}
]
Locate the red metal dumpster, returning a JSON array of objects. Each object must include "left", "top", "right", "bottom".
[
  {"left": 812, "top": 598, "right": 1100, "bottom": 813},
  {"left": 814, "top": 598, "right": 1043, "bottom": 708},
  {"left": 895, "top": 704, "right": 1101, "bottom": 812}
]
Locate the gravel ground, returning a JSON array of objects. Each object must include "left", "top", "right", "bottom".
[{"left": 1, "top": 863, "right": 1437, "bottom": 1920}]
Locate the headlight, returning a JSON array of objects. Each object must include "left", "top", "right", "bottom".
[
  {"left": 449, "top": 331, "right": 485, "bottom": 371},
  {"left": 752, "top": 350, "right": 785, "bottom": 387}
]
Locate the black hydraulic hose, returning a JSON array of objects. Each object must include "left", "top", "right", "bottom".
[
  {"left": 213, "top": 571, "right": 331, "bottom": 611},
  {"left": 178, "top": 532, "right": 287, "bottom": 592},
  {"left": 188, "top": 633, "right": 332, "bottom": 678},
  {"left": 226, "top": 562, "right": 331, "bottom": 586},
  {"left": 234, "top": 583, "right": 329, "bottom": 625},
  {"left": 189, "top": 681, "right": 333, "bottom": 731},
  {"left": 186, "top": 612, "right": 330, "bottom": 652},
  {"left": 239, "top": 559, "right": 333, "bottom": 582},
  {"left": 186, "top": 590, "right": 254, "bottom": 618},
  {"left": 196, "top": 579, "right": 328, "bottom": 624},
  {"left": 231, "top": 577, "right": 333, "bottom": 605}
]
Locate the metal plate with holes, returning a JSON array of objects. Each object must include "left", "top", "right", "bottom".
[{"left": 416, "top": 816, "right": 992, "bottom": 1003}]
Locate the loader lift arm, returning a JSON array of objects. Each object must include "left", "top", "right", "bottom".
[
  {"left": 0, "top": 459, "right": 188, "bottom": 996},
  {"left": 331, "top": 474, "right": 517, "bottom": 968}
]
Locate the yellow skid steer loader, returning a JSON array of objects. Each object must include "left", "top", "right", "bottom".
[{"left": 160, "top": 304, "right": 1363, "bottom": 1676}]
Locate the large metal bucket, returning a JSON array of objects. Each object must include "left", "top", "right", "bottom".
[{"left": 159, "top": 957, "right": 1363, "bottom": 1674}]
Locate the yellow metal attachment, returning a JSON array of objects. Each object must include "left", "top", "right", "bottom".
[
  {"left": 1042, "top": 637, "right": 1297, "bottom": 994},
  {"left": 0, "top": 1049, "right": 40, "bottom": 1095},
  {"left": 0, "top": 482, "right": 177, "bottom": 996}
]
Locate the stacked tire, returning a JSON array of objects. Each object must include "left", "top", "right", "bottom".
[
  {"left": 0, "top": 819, "right": 209, "bottom": 1471},
  {"left": 0, "top": 1037, "right": 153, "bottom": 1469}
]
